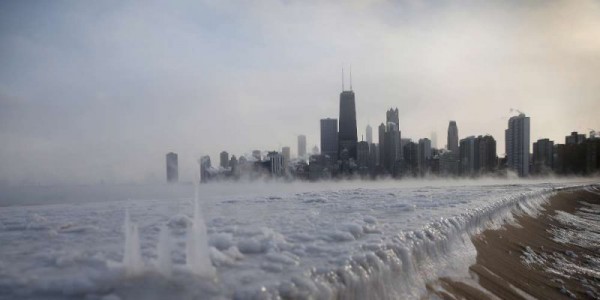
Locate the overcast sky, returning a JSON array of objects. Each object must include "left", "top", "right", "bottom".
[{"left": 1, "top": 0, "right": 599, "bottom": 185}]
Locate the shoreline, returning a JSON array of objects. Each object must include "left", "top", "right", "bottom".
[{"left": 428, "top": 186, "right": 600, "bottom": 299}]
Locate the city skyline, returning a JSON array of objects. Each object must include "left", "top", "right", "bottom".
[{"left": 1, "top": 1, "right": 600, "bottom": 185}]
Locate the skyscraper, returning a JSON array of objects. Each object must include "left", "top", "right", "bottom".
[
  {"left": 320, "top": 118, "right": 338, "bottom": 162},
  {"left": 386, "top": 108, "right": 402, "bottom": 158},
  {"left": 378, "top": 123, "right": 386, "bottom": 167},
  {"left": 505, "top": 113, "right": 530, "bottom": 177},
  {"left": 281, "top": 146, "right": 290, "bottom": 166},
  {"left": 478, "top": 135, "right": 497, "bottom": 173},
  {"left": 565, "top": 132, "right": 586, "bottom": 145},
  {"left": 166, "top": 152, "right": 178, "bottom": 183},
  {"left": 386, "top": 108, "right": 399, "bottom": 126},
  {"left": 459, "top": 136, "right": 476, "bottom": 176},
  {"left": 417, "top": 138, "right": 432, "bottom": 175},
  {"left": 298, "top": 135, "right": 307, "bottom": 160},
  {"left": 220, "top": 151, "right": 229, "bottom": 168},
  {"left": 383, "top": 122, "right": 400, "bottom": 174},
  {"left": 447, "top": 121, "right": 459, "bottom": 153},
  {"left": 199, "top": 155, "right": 211, "bottom": 183},
  {"left": 338, "top": 90, "right": 358, "bottom": 160},
  {"left": 357, "top": 141, "right": 370, "bottom": 170},
  {"left": 532, "top": 138, "right": 554, "bottom": 174},
  {"left": 366, "top": 124, "right": 373, "bottom": 145}
]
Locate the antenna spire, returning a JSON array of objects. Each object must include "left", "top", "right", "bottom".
[{"left": 350, "top": 65, "right": 352, "bottom": 91}]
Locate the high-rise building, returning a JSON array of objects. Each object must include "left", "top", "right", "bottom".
[
  {"left": 338, "top": 90, "right": 358, "bottom": 160},
  {"left": 386, "top": 108, "right": 402, "bottom": 158},
  {"left": 383, "top": 122, "right": 400, "bottom": 174},
  {"left": 366, "top": 124, "right": 373, "bottom": 145},
  {"left": 505, "top": 113, "right": 530, "bottom": 177},
  {"left": 199, "top": 155, "right": 211, "bottom": 183},
  {"left": 166, "top": 152, "right": 178, "bottom": 183},
  {"left": 386, "top": 108, "right": 399, "bottom": 127},
  {"left": 403, "top": 142, "right": 418, "bottom": 176},
  {"left": 378, "top": 123, "right": 386, "bottom": 167},
  {"left": 230, "top": 155, "right": 239, "bottom": 177},
  {"left": 447, "top": 121, "right": 459, "bottom": 153},
  {"left": 357, "top": 141, "right": 370, "bottom": 170},
  {"left": 220, "top": 151, "right": 229, "bottom": 169},
  {"left": 418, "top": 138, "right": 432, "bottom": 175},
  {"left": 533, "top": 139, "right": 554, "bottom": 174},
  {"left": 369, "top": 143, "right": 379, "bottom": 171},
  {"left": 565, "top": 132, "right": 586, "bottom": 145},
  {"left": 281, "top": 147, "right": 290, "bottom": 166},
  {"left": 298, "top": 135, "right": 307, "bottom": 160},
  {"left": 478, "top": 135, "right": 497, "bottom": 173},
  {"left": 312, "top": 145, "right": 319, "bottom": 155},
  {"left": 459, "top": 136, "right": 476, "bottom": 176},
  {"left": 439, "top": 150, "right": 459, "bottom": 176},
  {"left": 267, "top": 151, "right": 284, "bottom": 176},
  {"left": 320, "top": 118, "right": 338, "bottom": 162}
]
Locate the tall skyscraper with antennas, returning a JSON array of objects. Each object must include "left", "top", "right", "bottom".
[{"left": 338, "top": 68, "right": 358, "bottom": 160}]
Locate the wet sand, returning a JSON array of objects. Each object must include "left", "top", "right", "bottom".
[{"left": 427, "top": 186, "right": 600, "bottom": 300}]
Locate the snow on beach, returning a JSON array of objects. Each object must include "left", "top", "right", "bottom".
[{"left": 0, "top": 179, "right": 596, "bottom": 299}]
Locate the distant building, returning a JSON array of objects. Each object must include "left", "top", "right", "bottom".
[
  {"left": 447, "top": 121, "right": 459, "bottom": 153},
  {"left": 267, "top": 151, "right": 285, "bottom": 176},
  {"left": 378, "top": 123, "right": 386, "bottom": 168},
  {"left": 220, "top": 151, "right": 229, "bottom": 169},
  {"left": 533, "top": 139, "right": 554, "bottom": 174},
  {"left": 369, "top": 143, "right": 379, "bottom": 172},
  {"left": 312, "top": 145, "right": 319, "bottom": 155},
  {"left": 199, "top": 155, "right": 211, "bottom": 183},
  {"left": 357, "top": 141, "right": 370, "bottom": 171},
  {"left": 308, "top": 154, "right": 332, "bottom": 180},
  {"left": 298, "top": 135, "right": 307, "bottom": 160},
  {"left": 418, "top": 138, "right": 432, "bottom": 175},
  {"left": 505, "top": 114, "right": 530, "bottom": 177},
  {"left": 459, "top": 136, "right": 476, "bottom": 176},
  {"left": 281, "top": 147, "right": 291, "bottom": 166},
  {"left": 229, "top": 155, "right": 239, "bottom": 177},
  {"left": 252, "top": 150, "right": 262, "bottom": 161},
  {"left": 338, "top": 90, "right": 358, "bottom": 160},
  {"left": 320, "top": 118, "right": 338, "bottom": 163},
  {"left": 166, "top": 152, "right": 178, "bottom": 183},
  {"left": 386, "top": 108, "right": 402, "bottom": 158},
  {"left": 478, "top": 135, "right": 497, "bottom": 173},
  {"left": 586, "top": 138, "right": 600, "bottom": 174},
  {"left": 386, "top": 108, "right": 399, "bottom": 127},
  {"left": 565, "top": 132, "right": 586, "bottom": 145},
  {"left": 439, "top": 150, "right": 459, "bottom": 176},
  {"left": 383, "top": 122, "right": 401, "bottom": 175},
  {"left": 366, "top": 124, "right": 373, "bottom": 145},
  {"left": 403, "top": 142, "right": 418, "bottom": 176},
  {"left": 555, "top": 135, "right": 600, "bottom": 175}
]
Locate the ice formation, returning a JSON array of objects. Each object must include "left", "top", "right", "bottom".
[{"left": 0, "top": 179, "right": 596, "bottom": 299}]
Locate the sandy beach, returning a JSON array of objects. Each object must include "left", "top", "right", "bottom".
[{"left": 428, "top": 186, "right": 600, "bottom": 299}]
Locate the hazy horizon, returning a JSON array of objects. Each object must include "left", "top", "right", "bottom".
[{"left": 1, "top": 1, "right": 599, "bottom": 185}]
